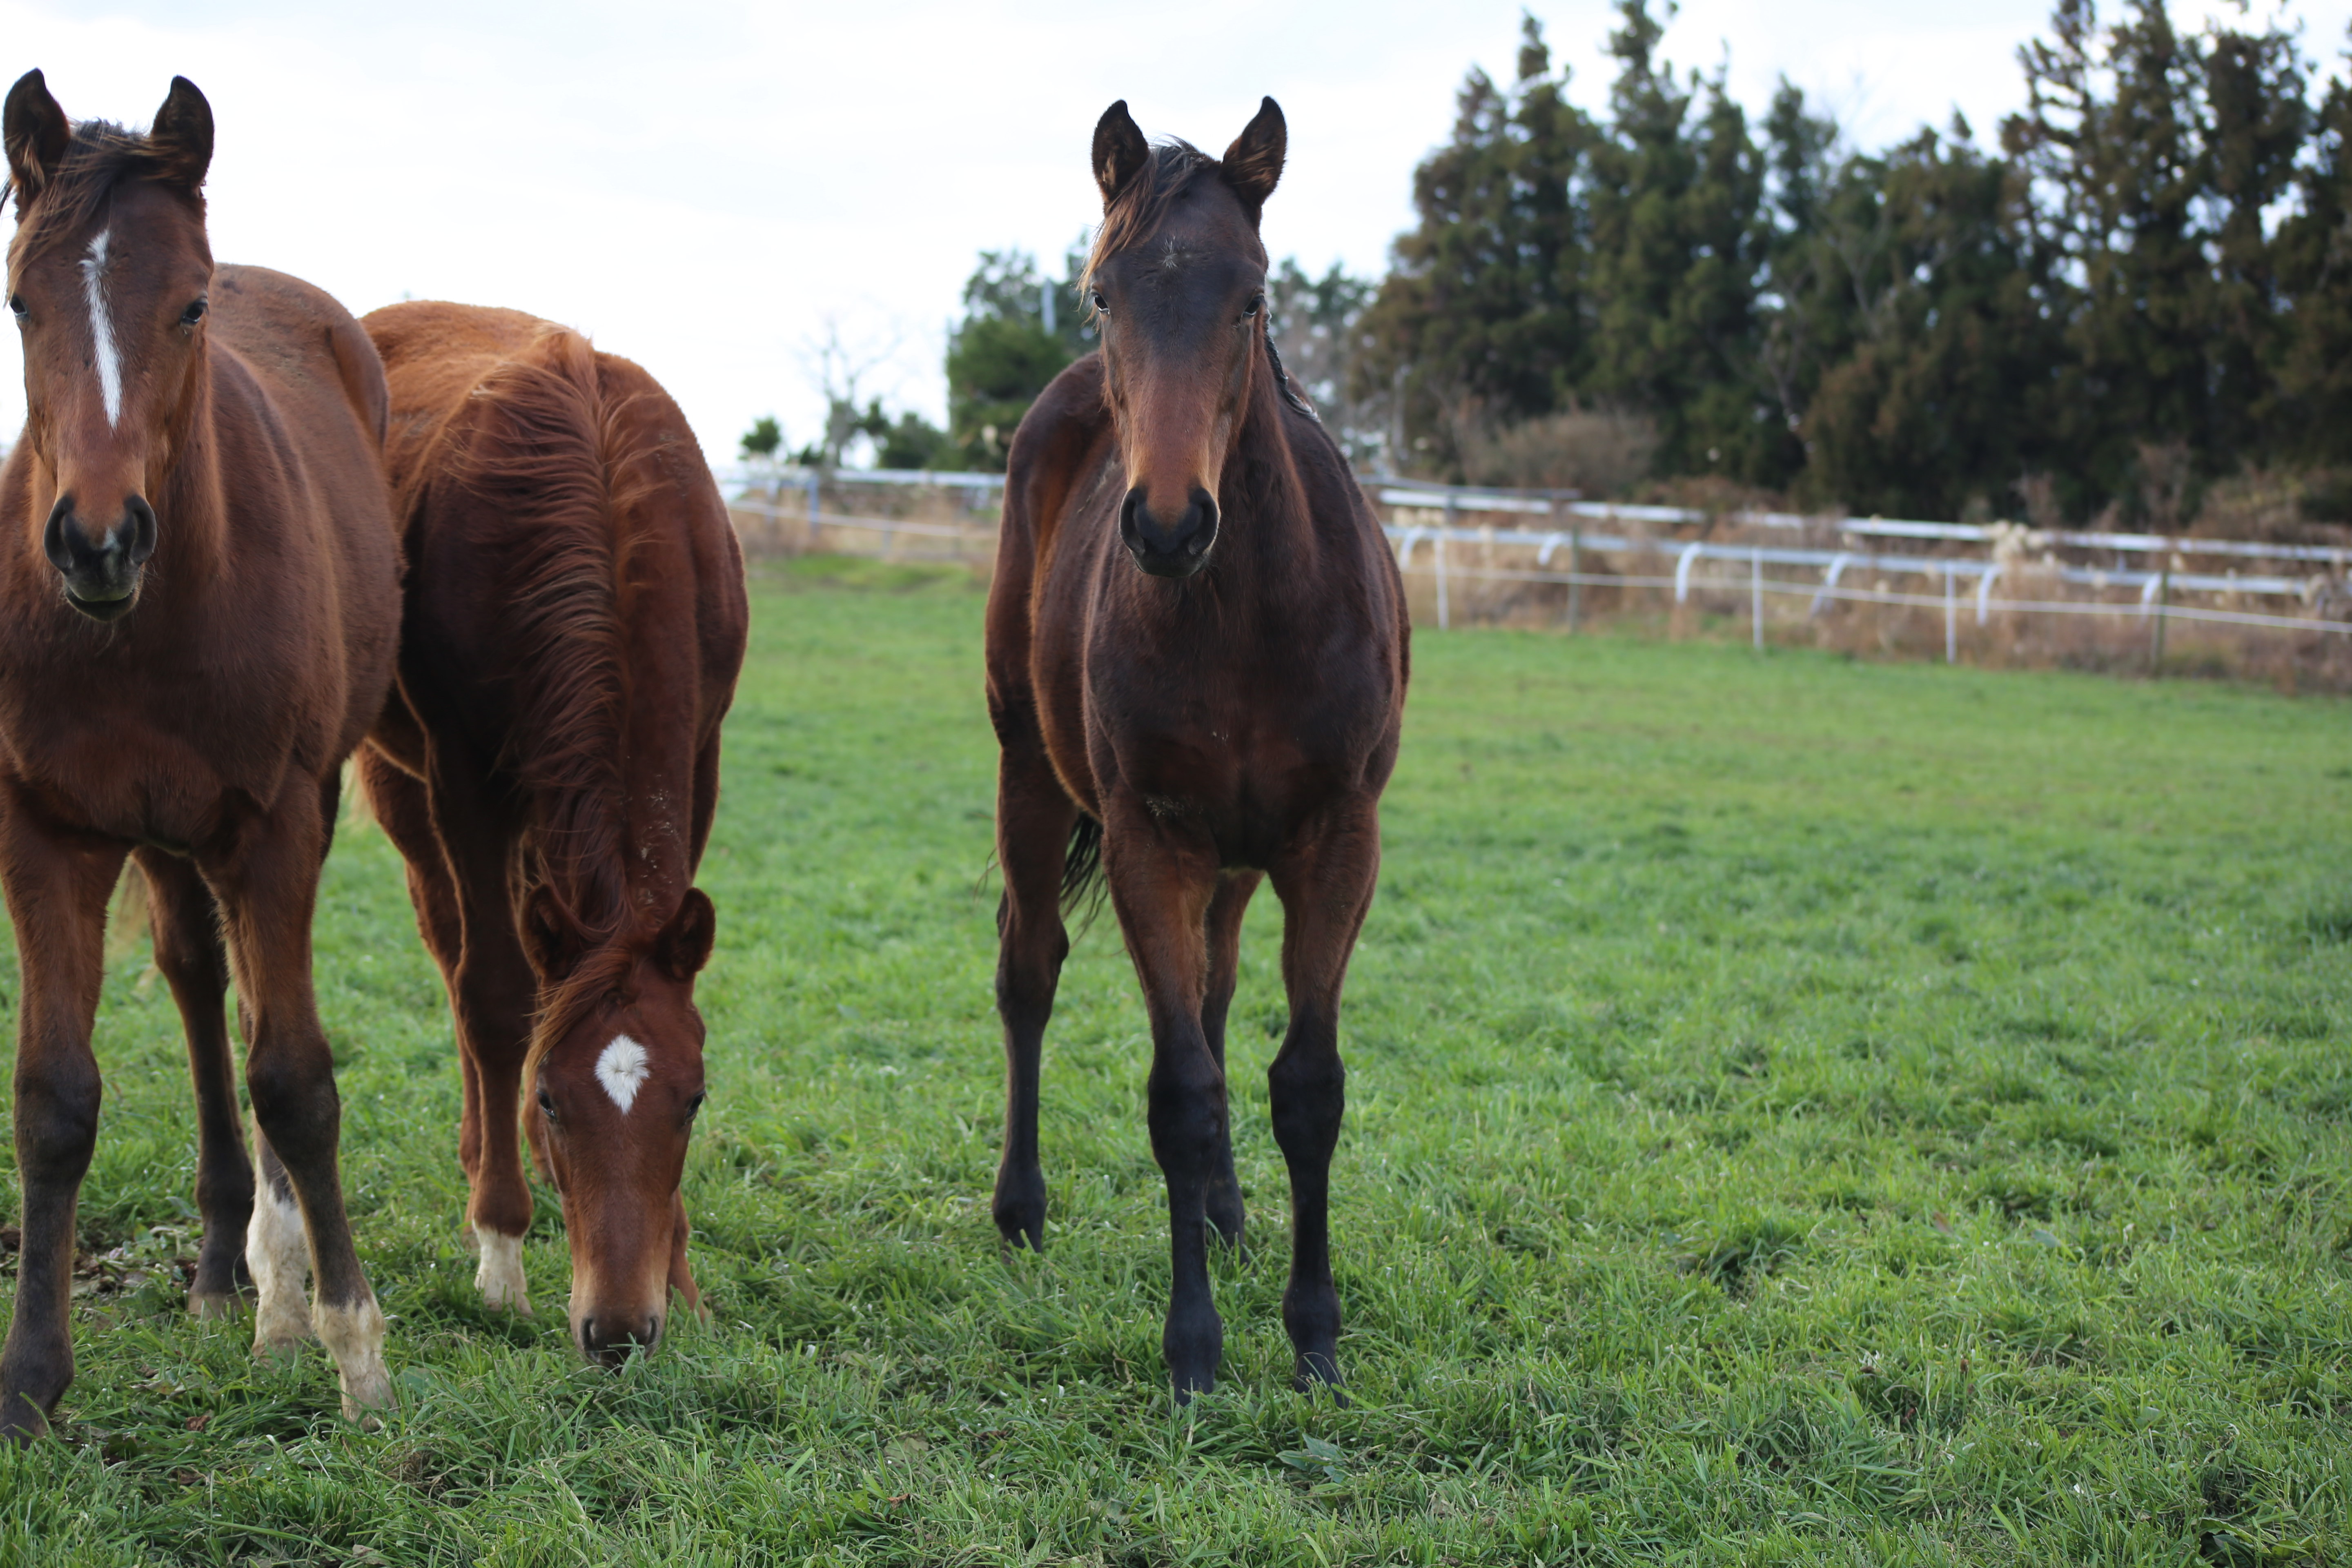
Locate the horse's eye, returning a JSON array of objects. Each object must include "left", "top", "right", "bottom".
[
  {"left": 1089, "top": 290, "right": 1108, "bottom": 313},
  {"left": 180, "top": 297, "right": 207, "bottom": 326},
  {"left": 1243, "top": 294, "right": 1264, "bottom": 318},
  {"left": 7, "top": 294, "right": 24, "bottom": 321},
  {"left": 685, "top": 1091, "right": 707, "bottom": 1120},
  {"left": 536, "top": 1086, "right": 558, "bottom": 1122}
]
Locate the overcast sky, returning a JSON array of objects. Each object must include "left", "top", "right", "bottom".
[{"left": 1, "top": 0, "right": 2342, "bottom": 465}]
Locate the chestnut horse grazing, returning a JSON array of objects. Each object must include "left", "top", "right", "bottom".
[
  {"left": 0, "top": 73, "right": 399, "bottom": 1438},
  {"left": 356, "top": 303, "right": 746, "bottom": 1365},
  {"left": 987, "top": 98, "right": 1407, "bottom": 1399}
]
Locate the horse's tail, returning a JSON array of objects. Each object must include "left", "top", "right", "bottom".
[{"left": 1060, "top": 812, "right": 1106, "bottom": 930}]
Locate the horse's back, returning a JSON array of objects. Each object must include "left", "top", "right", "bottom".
[
  {"left": 211, "top": 265, "right": 392, "bottom": 498},
  {"left": 363, "top": 302, "right": 549, "bottom": 486},
  {"left": 361, "top": 301, "right": 747, "bottom": 778}
]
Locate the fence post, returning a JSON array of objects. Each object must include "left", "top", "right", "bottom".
[
  {"left": 1753, "top": 544, "right": 1764, "bottom": 651},
  {"left": 1944, "top": 564, "right": 1957, "bottom": 664},
  {"left": 806, "top": 471, "right": 822, "bottom": 550},
  {"left": 1438, "top": 496, "right": 1456, "bottom": 630},
  {"left": 2149, "top": 565, "right": 2170, "bottom": 675},
  {"left": 1675, "top": 543, "right": 1702, "bottom": 603},
  {"left": 1569, "top": 525, "right": 1584, "bottom": 632}
]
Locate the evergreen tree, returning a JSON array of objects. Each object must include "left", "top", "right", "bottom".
[
  {"left": 1354, "top": 14, "right": 1597, "bottom": 472},
  {"left": 2272, "top": 70, "right": 2352, "bottom": 475},
  {"left": 1583, "top": 0, "right": 1773, "bottom": 481},
  {"left": 944, "top": 244, "right": 1094, "bottom": 470},
  {"left": 1800, "top": 124, "right": 2065, "bottom": 518},
  {"left": 1269, "top": 258, "right": 1381, "bottom": 467}
]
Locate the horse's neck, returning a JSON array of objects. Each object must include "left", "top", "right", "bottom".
[
  {"left": 1217, "top": 375, "right": 1321, "bottom": 574},
  {"left": 152, "top": 355, "right": 230, "bottom": 579}
]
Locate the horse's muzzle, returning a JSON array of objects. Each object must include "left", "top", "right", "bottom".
[
  {"left": 44, "top": 492, "right": 156, "bottom": 621},
  {"left": 1121, "top": 486, "right": 1217, "bottom": 579},
  {"left": 576, "top": 1310, "right": 663, "bottom": 1368}
]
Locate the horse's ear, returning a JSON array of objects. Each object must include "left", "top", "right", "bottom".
[
  {"left": 1221, "top": 97, "right": 1285, "bottom": 224},
  {"left": 1093, "top": 100, "right": 1150, "bottom": 209},
  {"left": 521, "top": 885, "right": 586, "bottom": 980},
  {"left": 653, "top": 889, "right": 716, "bottom": 982},
  {"left": 147, "top": 76, "right": 212, "bottom": 192},
  {"left": 4, "top": 69, "right": 71, "bottom": 213}
]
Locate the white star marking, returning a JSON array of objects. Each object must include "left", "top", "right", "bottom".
[{"left": 595, "top": 1035, "right": 651, "bottom": 1114}]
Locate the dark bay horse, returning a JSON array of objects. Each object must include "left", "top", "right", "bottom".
[
  {"left": 0, "top": 73, "right": 400, "bottom": 1437},
  {"left": 356, "top": 303, "right": 746, "bottom": 1365},
  {"left": 986, "top": 98, "right": 1408, "bottom": 1398}
]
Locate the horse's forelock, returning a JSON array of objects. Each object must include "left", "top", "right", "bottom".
[
  {"left": 1082, "top": 140, "right": 1219, "bottom": 294},
  {"left": 7, "top": 119, "right": 201, "bottom": 275}
]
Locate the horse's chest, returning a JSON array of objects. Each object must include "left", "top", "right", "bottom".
[
  {"left": 0, "top": 661, "right": 305, "bottom": 842},
  {"left": 1082, "top": 679, "right": 1354, "bottom": 821}
]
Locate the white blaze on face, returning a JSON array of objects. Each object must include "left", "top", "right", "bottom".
[
  {"left": 596, "top": 1034, "right": 652, "bottom": 1114},
  {"left": 78, "top": 228, "right": 122, "bottom": 428}
]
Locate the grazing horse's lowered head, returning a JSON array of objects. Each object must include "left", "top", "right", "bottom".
[
  {"left": 522, "top": 886, "right": 715, "bottom": 1365},
  {"left": 3, "top": 71, "right": 215, "bottom": 620},
  {"left": 1084, "top": 96, "right": 1287, "bottom": 579}
]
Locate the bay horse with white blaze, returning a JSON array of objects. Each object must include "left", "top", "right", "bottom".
[
  {"left": 987, "top": 98, "right": 1408, "bottom": 1398},
  {"left": 356, "top": 303, "right": 746, "bottom": 1365},
  {"left": 0, "top": 72, "right": 400, "bottom": 1437}
]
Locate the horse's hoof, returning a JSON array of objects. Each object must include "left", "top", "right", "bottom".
[
  {"left": 186, "top": 1290, "right": 245, "bottom": 1321},
  {"left": 337, "top": 1365, "right": 396, "bottom": 1423},
  {"left": 992, "top": 1166, "right": 1047, "bottom": 1252},
  {"left": 250, "top": 1292, "right": 314, "bottom": 1356},
  {"left": 317, "top": 1296, "right": 393, "bottom": 1422},
  {"left": 1170, "top": 1371, "right": 1218, "bottom": 1408},
  {"left": 472, "top": 1226, "right": 532, "bottom": 1314},
  {"left": 1293, "top": 1351, "right": 1346, "bottom": 1401},
  {"left": 248, "top": 1316, "right": 313, "bottom": 1354}
]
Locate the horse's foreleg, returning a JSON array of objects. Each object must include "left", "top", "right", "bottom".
[
  {"left": 666, "top": 1189, "right": 702, "bottom": 1317},
  {"left": 207, "top": 780, "right": 392, "bottom": 1421},
  {"left": 1267, "top": 802, "right": 1381, "bottom": 1393},
  {"left": 436, "top": 814, "right": 537, "bottom": 1311},
  {"left": 1103, "top": 801, "right": 1224, "bottom": 1399},
  {"left": 0, "top": 802, "right": 123, "bottom": 1442},
  {"left": 137, "top": 849, "right": 252, "bottom": 1317},
  {"left": 991, "top": 749, "right": 1076, "bottom": 1252},
  {"left": 1199, "top": 871, "right": 1261, "bottom": 1248},
  {"left": 363, "top": 746, "right": 534, "bottom": 1313}
]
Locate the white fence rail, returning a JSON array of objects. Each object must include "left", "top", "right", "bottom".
[{"left": 719, "top": 466, "right": 2352, "bottom": 658}]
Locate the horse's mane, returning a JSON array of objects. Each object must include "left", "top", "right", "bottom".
[
  {"left": 5, "top": 119, "right": 201, "bottom": 273},
  {"left": 1083, "top": 139, "right": 1219, "bottom": 294},
  {"left": 442, "top": 327, "right": 665, "bottom": 1063}
]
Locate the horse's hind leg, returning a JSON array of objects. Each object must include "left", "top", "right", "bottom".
[
  {"left": 0, "top": 802, "right": 125, "bottom": 1442},
  {"left": 1267, "top": 801, "right": 1381, "bottom": 1393},
  {"left": 1199, "top": 871, "right": 1261, "bottom": 1247},
  {"left": 991, "top": 748, "right": 1076, "bottom": 1252},
  {"left": 208, "top": 778, "right": 392, "bottom": 1420},
  {"left": 136, "top": 849, "right": 253, "bottom": 1317}
]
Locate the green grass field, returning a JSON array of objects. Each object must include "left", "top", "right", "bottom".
[{"left": 3, "top": 560, "right": 2349, "bottom": 1566}]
